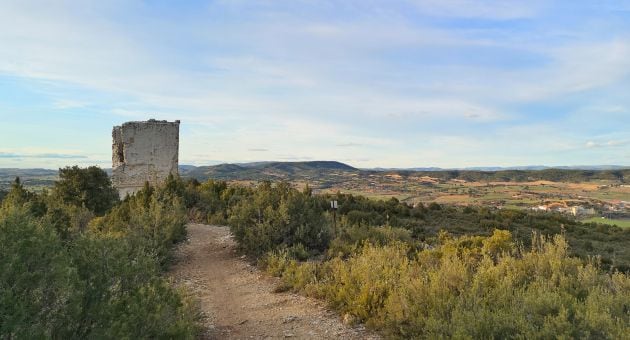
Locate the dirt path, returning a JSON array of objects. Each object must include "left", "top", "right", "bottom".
[{"left": 168, "top": 224, "right": 379, "bottom": 339}]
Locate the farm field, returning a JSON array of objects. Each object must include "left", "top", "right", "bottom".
[{"left": 324, "top": 179, "right": 630, "bottom": 212}]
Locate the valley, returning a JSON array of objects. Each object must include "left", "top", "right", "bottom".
[{"left": 3, "top": 162, "right": 629, "bottom": 220}]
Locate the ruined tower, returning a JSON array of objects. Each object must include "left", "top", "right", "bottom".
[{"left": 112, "top": 119, "right": 180, "bottom": 197}]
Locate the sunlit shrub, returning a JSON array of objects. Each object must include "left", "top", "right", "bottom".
[
  {"left": 327, "top": 224, "right": 413, "bottom": 258},
  {"left": 89, "top": 186, "right": 187, "bottom": 265},
  {"left": 265, "top": 230, "right": 630, "bottom": 339}
]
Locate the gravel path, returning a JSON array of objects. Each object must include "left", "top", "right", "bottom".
[{"left": 168, "top": 224, "right": 379, "bottom": 340}]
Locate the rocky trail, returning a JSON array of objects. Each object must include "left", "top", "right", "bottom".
[{"left": 168, "top": 224, "right": 379, "bottom": 339}]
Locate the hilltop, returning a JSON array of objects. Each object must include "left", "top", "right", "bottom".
[
  {"left": 179, "top": 162, "right": 629, "bottom": 184},
  {"left": 180, "top": 161, "right": 357, "bottom": 182}
]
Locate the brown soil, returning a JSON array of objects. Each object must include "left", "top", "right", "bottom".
[{"left": 168, "top": 224, "right": 380, "bottom": 340}]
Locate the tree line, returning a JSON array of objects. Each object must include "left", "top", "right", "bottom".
[{"left": 381, "top": 168, "right": 629, "bottom": 183}]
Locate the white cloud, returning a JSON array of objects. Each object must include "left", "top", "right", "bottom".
[
  {"left": 509, "top": 40, "right": 630, "bottom": 101},
  {"left": 0, "top": 147, "right": 106, "bottom": 168},
  {"left": 52, "top": 99, "right": 88, "bottom": 110},
  {"left": 0, "top": 152, "right": 87, "bottom": 159},
  {"left": 408, "top": 0, "right": 545, "bottom": 19},
  {"left": 585, "top": 140, "right": 629, "bottom": 148}
]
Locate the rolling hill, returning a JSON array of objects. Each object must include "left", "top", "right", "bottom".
[
  {"left": 2, "top": 162, "right": 628, "bottom": 192},
  {"left": 180, "top": 161, "right": 356, "bottom": 182}
]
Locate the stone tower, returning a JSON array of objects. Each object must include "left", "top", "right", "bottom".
[{"left": 112, "top": 119, "right": 180, "bottom": 197}]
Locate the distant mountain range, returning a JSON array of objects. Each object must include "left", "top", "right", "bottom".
[
  {"left": 179, "top": 162, "right": 630, "bottom": 183},
  {"left": 1, "top": 161, "right": 629, "bottom": 190},
  {"left": 179, "top": 161, "right": 356, "bottom": 181},
  {"left": 371, "top": 165, "right": 630, "bottom": 171},
  {"left": 183, "top": 162, "right": 630, "bottom": 174}
]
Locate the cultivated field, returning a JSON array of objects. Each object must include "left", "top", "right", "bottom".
[{"left": 323, "top": 179, "right": 630, "bottom": 211}]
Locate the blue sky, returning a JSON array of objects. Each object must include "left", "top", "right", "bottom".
[{"left": 1, "top": 0, "right": 629, "bottom": 169}]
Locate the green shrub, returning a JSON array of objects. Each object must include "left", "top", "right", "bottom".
[
  {"left": 89, "top": 186, "right": 187, "bottom": 265},
  {"left": 69, "top": 234, "right": 199, "bottom": 338},
  {"left": 229, "top": 182, "right": 331, "bottom": 256},
  {"left": 0, "top": 176, "right": 200, "bottom": 339},
  {"left": 52, "top": 166, "right": 119, "bottom": 216},
  {"left": 327, "top": 224, "right": 413, "bottom": 258},
  {"left": 0, "top": 208, "right": 80, "bottom": 338}
]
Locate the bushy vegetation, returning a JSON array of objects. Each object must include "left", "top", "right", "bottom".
[
  {"left": 89, "top": 179, "right": 188, "bottom": 266},
  {"left": 267, "top": 231, "right": 629, "bottom": 338},
  {"left": 0, "top": 170, "right": 199, "bottom": 338},
  {"left": 54, "top": 165, "right": 119, "bottom": 215},
  {"left": 320, "top": 193, "right": 630, "bottom": 272},
  {"left": 179, "top": 180, "right": 630, "bottom": 271},
  {"left": 228, "top": 182, "right": 331, "bottom": 257}
]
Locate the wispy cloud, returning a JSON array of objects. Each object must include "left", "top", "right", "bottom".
[
  {"left": 408, "top": 0, "right": 545, "bottom": 20},
  {"left": 336, "top": 143, "right": 363, "bottom": 147},
  {"left": 585, "top": 140, "right": 629, "bottom": 149},
  {"left": 0, "top": 152, "right": 87, "bottom": 159}
]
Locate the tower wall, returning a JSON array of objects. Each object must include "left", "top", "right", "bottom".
[{"left": 112, "top": 119, "right": 180, "bottom": 197}]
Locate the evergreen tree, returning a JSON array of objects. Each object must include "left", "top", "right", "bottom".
[{"left": 53, "top": 166, "right": 118, "bottom": 215}]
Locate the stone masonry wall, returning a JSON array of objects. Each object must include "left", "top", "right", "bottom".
[{"left": 112, "top": 119, "right": 180, "bottom": 197}]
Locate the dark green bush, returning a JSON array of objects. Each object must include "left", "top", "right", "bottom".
[
  {"left": 0, "top": 173, "right": 199, "bottom": 339},
  {"left": 53, "top": 166, "right": 119, "bottom": 216},
  {"left": 0, "top": 208, "right": 80, "bottom": 338},
  {"left": 229, "top": 182, "right": 331, "bottom": 257},
  {"left": 89, "top": 182, "right": 187, "bottom": 266}
]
